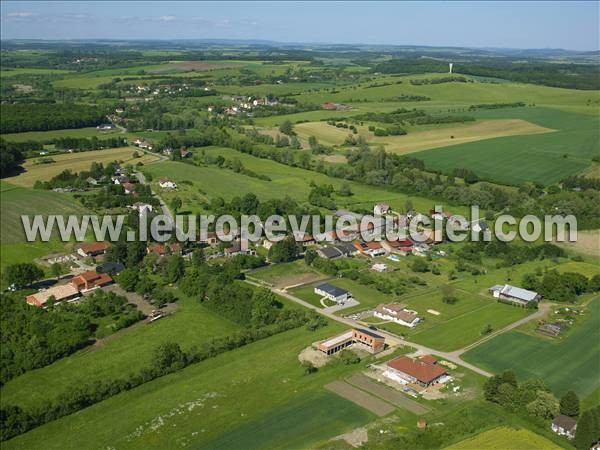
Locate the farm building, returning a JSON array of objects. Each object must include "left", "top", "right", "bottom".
[
  {"left": 384, "top": 355, "right": 448, "bottom": 387},
  {"left": 551, "top": 415, "right": 577, "bottom": 439},
  {"left": 26, "top": 284, "right": 80, "bottom": 307},
  {"left": 77, "top": 242, "right": 111, "bottom": 258},
  {"left": 314, "top": 283, "right": 351, "bottom": 304},
  {"left": 317, "top": 328, "right": 385, "bottom": 355},
  {"left": 374, "top": 303, "right": 421, "bottom": 328},
  {"left": 71, "top": 270, "right": 113, "bottom": 293},
  {"left": 489, "top": 284, "right": 540, "bottom": 305}
]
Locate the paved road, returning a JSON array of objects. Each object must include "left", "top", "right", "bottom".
[{"left": 134, "top": 171, "right": 175, "bottom": 225}]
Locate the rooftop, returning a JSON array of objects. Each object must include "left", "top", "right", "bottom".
[
  {"left": 387, "top": 356, "right": 447, "bottom": 384},
  {"left": 316, "top": 283, "right": 348, "bottom": 297}
]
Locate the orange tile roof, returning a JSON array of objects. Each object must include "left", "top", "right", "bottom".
[
  {"left": 79, "top": 242, "right": 111, "bottom": 254},
  {"left": 387, "top": 356, "right": 447, "bottom": 384}
]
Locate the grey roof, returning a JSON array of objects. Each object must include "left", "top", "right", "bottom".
[
  {"left": 334, "top": 243, "right": 357, "bottom": 255},
  {"left": 478, "top": 221, "right": 489, "bottom": 230},
  {"left": 355, "top": 328, "right": 384, "bottom": 339},
  {"left": 318, "top": 247, "right": 343, "bottom": 259},
  {"left": 501, "top": 284, "right": 539, "bottom": 302},
  {"left": 553, "top": 415, "right": 577, "bottom": 431},
  {"left": 316, "top": 283, "right": 348, "bottom": 298}
]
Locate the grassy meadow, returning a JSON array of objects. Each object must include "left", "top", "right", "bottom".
[{"left": 446, "top": 426, "right": 562, "bottom": 450}]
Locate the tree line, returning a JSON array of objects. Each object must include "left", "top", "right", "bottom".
[{"left": 0, "top": 103, "right": 109, "bottom": 133}]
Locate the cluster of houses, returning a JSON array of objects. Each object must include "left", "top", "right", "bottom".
[
  {"left": 132, "top": 138, "right": 154, "bottom": 151},
  {"left": 217, "top": 95, "right": 280, "bottom": 115}
]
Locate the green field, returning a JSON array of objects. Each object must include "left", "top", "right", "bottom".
[
  {"left": 142, "top": 146, "right": 470, "bottom": 217},
  {"left": 248, "top": 260, "right": 328, "bottom": 288},
  {"left": 446, "top": 426, "right": 562, "bottom": 450},
  {"left": 1, "top": 126, "right": 121, "bottom": 142},
  {"left": 2, "top": 322, "right": 375, "bottom": 450},
  {"left": 463, "top": 298, "right": 600, "bottom": 397},
  {"left": 415, "top": 108, "right": 599, "bottom": 185},
  {"left": 0, "top": 294, "right": 242, "bottom": 410}
]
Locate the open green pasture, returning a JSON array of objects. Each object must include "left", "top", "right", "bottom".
[
  {"left": 142, "top": 146, "right": 469, "bottom": 215},
  {"left": 463, "top": 298, "right": 600, "bottom": 397},
  {"left": 0, "top": 294, "right": 242, "bottom": 410},
  {"left": 2, "top": 322, "right": 377, "bottom": 450},
  {"left": 1, "top": 126, "right": 121, "bottom": 142}
]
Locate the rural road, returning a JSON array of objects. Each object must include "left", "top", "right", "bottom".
[{"left": 134, "top": 170, "right": 175, "bottom": 225}]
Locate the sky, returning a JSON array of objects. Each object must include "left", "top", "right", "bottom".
[{"left": 1, "top": 1, "right": 598, "bottom": 51}]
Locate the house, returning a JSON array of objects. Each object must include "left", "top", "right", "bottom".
[
  {"left": 293, "top": 232, "right": 315, "bottom": 246},
  {"left": 317, "top": 328, "right": 385, "bottom": 355},
  {"left": 130, "top": 202, "right": 154, "bottom": 215},
  {"left": 200, "top": 231, "right": 219, "bottom": 246},
  {"left": 86, "top": 177, "right": 98, "bottom": 186},
  {"left": 112, "top": 175, "right": 130, "bottom": 185},
  {"left": 317, "top": 246, "right": 345, "bottom": 259},
  {"left": 374, "top": 203, "right": 391, "bottom": 215},
  {"left": 71, "top": 270, "right": 113, "bottom": 293},
  {"left": 122, "top": 182, "right": 136, "bottom": 194},
  {"left": 26, "top": 284, "right": 80, "bottom": 307},
  {"left": 146, "top": 243, "right": 182, "bottom": 256},
  {"left": 96, "top": 123, "right": 115, "bottom": 130},
  {"left": 314, "top": 283, "right": 351, "bottom": 304},
  {"left": 489, "top": 284, "right": 540, "bottom": 305},
  {"left": 472, "top": 221, "right": 490, "bottom": 233},
  {"left": 382, "top": 238, "right": 413, "bottom": 254},
  {"left": 77, "top": 242, "right": 111, "bottom": 258},
  {"left": 372, "top": 263, "right": 388, "bottom": 273},
  {"left": 551, "top": 415, "right": 577, "bottom": 439},
  {"left": 384, "top": 355, "right": 448, "bottom": 387},
  {"left": 354, "top": 240, "right": 386, "bottom": 258},
  {"left": 224, "top": 240, "right": 255, "bottom": 257},
  {"left": 158, "top": 178, "right": 177, "bottom": 189},
  {"left": 374, "top": 303, "right": 421, "bottom": 328},
  {"left": 180, "top": 149, "right": 192, "bottom": 159}
]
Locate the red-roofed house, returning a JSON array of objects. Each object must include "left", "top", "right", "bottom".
[
  {"left": 77, "top": 242, "right": 111, "bottom": 258},
  {"left": 71, "top": 270, "right": 113, "bottom": 293},
  {"left": 353, "top": 240, "right": 386, "bottom": 258},
  {"left": 382, "top": 238, "right": 413, "bottom": 254},
  {"left": 122, "top": 182, "right": 136, "bottom": 194},
  {"left": 384, "top": 355, "right": 448, "bottom": 387}
]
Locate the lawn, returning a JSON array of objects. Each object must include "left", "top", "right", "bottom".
[
  {"left": 4, "top": 147, "right": 160, "bottom": 187},
  {"left": 0, "top": 294, "right": 243, "bottom": 410},
  {"left": 463, "top": 298, "right": 600, "bottom": 397},
  {"left": 446, "top": 426, "right": 562, "bottom": 450},
  {"left": 2, "top": 322, "right": 376, "bottom": 450}
]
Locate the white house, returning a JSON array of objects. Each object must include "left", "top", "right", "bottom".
[
  {"left": 314, "top": 283, "right": 351, "bottom": 304},
  {"left": 158, "top": 178, "right": 177, "bottom": 189},
  {"left": 551, "top": 415, "right": 577, "bottom": 439},
  {"left": 130, "top": 202, "right": 154, "bottom": 215},
  {"left": 374, "top": 203, "right": 391, "bottom": 215},
  {"left": 374, "top": 303, "right": 421, "bottom": 328}
]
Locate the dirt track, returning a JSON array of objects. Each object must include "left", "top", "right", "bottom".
[{"left": 325, "top": 381, "right": 395, "bottom": 417}]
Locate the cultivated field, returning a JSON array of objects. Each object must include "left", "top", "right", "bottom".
[
  {"left": 446, "top": 426, "right": 562, "bottom": 450},
  {"left": 248, "top": 260, "right": 328, "bottom": 288},
  {"left": 5, "top": 147, "right": 160, "bottom": 187},
  {"left": 463, "top": 298, "right": 600, "bottom": 397}
]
